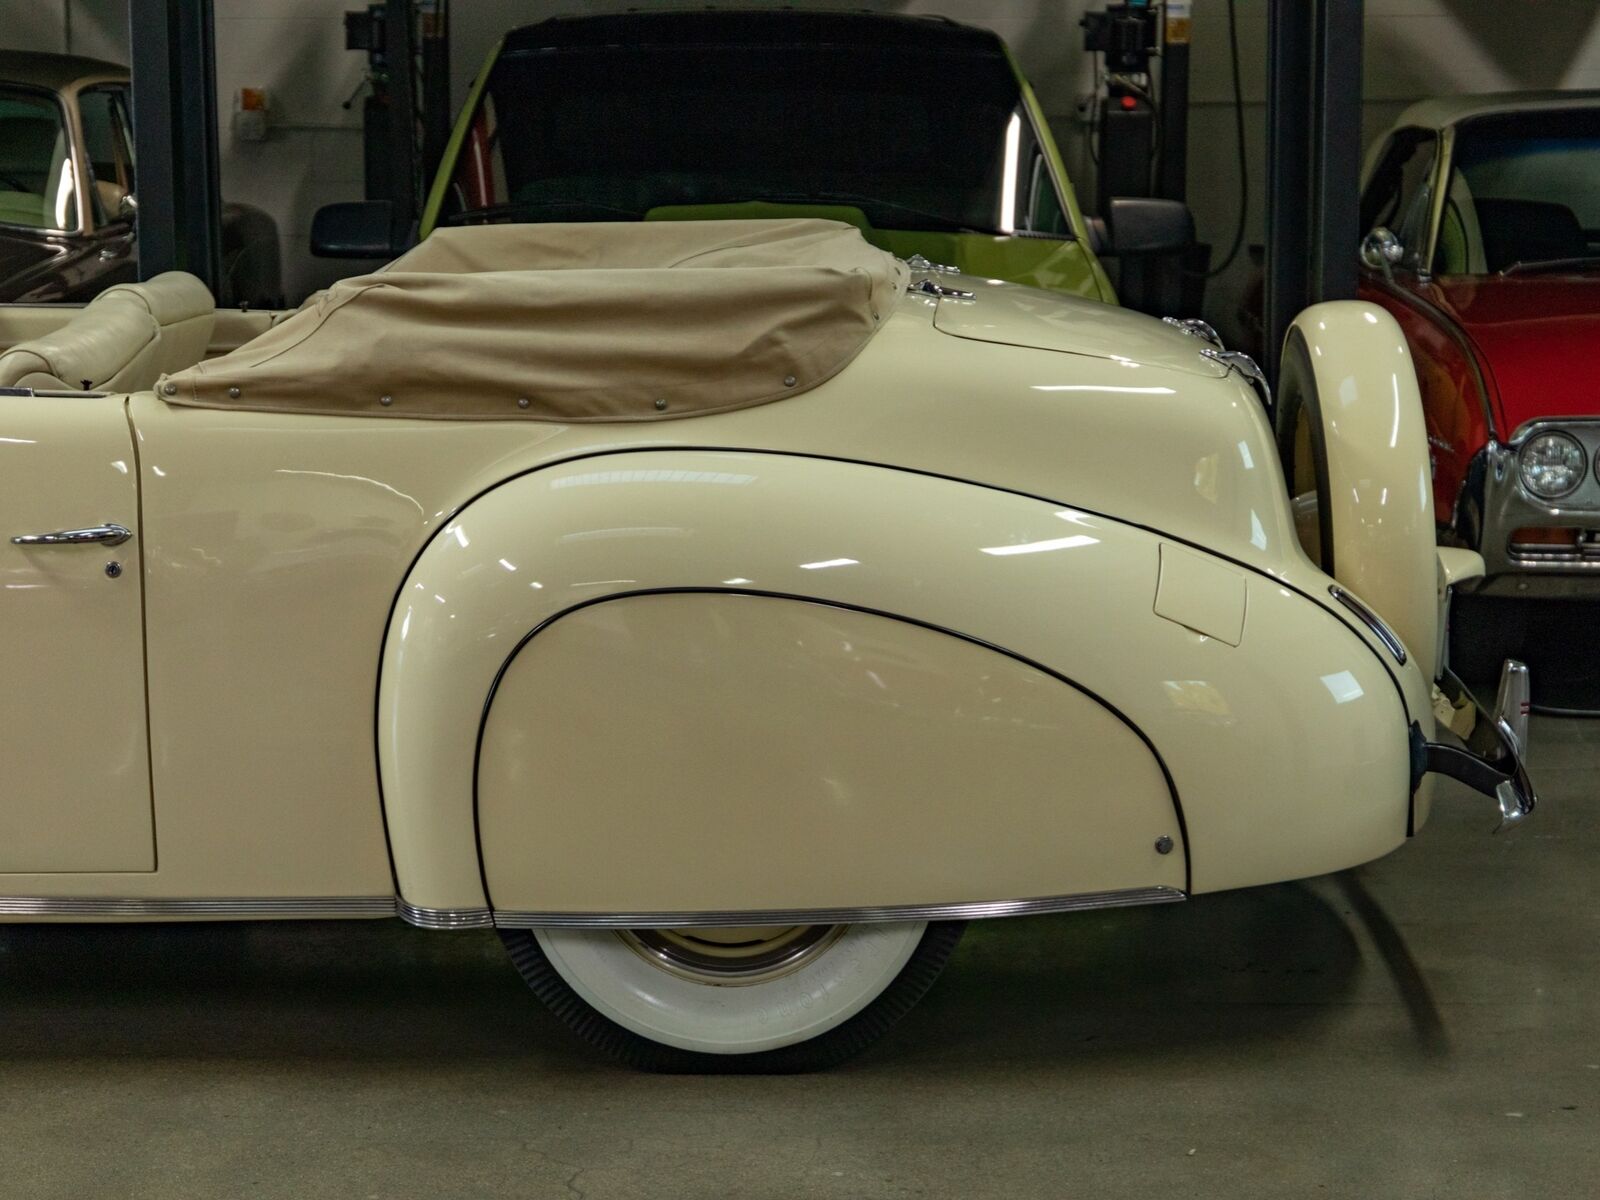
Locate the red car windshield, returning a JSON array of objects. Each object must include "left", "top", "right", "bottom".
[{"left": 1449, "top": 108, "right": 1600, "bottom": 273}]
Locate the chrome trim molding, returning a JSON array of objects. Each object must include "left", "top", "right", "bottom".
[
  {"left": 12, "top": 522, "right": 132, "bottom": 547},
  {"left": 1427, "top": 668, "right": 1537, "bottom": 833},
  {"left": 1163, "top": 315, "right": 1223, "bottom": 348},
  {"left": 908, "top": 278, "right": 975, "bottom": 299},
  {"left": 1329, "top": 584, "right": 1407, "bottom": 665},
  {"left": 0, "top": 387, "right": 109, "bottom": 399},
  {"left": 492, "top": 886, "right": 1187, "bottom": 930},
  {"left": 0, "top": 895, "right": 397, "bottom": 918},
  {"left": 903, "top": 252, "right": 959, "bottom": 275},
  {"left": 397, "top": 899, "right": 495, "bottom": 930},
  {"left": 1200, "top": 347, "right": 1272, "bottom": 410}
]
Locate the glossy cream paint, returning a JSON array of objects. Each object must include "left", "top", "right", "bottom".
[
  {"left": 1289, "top": 303, "right": 1439, "bottom": 683},
  {"left": 0, "top": 285, "right": 1434, "bottom": 916},
  {"left": 0, "top": 394, "right": 152, "bottom": 871},
  {"left": 387, "top": 449, "right": 1417, "bottom": 912},
  {"left": 477, "top": 595, "right": 1185, "bottom": 912}
]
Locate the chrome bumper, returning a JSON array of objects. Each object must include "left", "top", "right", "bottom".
[
  {"left": 1414, "top": 660, "right": 1536, "bottom": 831},
  {"left": 1471, "top": 435, "right": 1600, "bottom": 595}
]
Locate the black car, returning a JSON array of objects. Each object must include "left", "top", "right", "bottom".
[
  {"left": 0, "top": 50, "right": 138, "bottom": 302},
  {"left": 0, "top": 49, "right": 282, "bottom": 306}
]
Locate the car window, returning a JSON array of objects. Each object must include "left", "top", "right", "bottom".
[
  {"left": 78, "top": 86, "right": 137, "bottom": 225},
  {"left": 1451, "top": 107, "right": 1600, "bottom": 272},
  {"left": 440, "top": 41, "right": 1068, "bottom": 238},
  {"left": 1360, "top": 127, "right": 1437, "bottom": 270},
  {"left": 0, "top": 88, "right": 78, "bottom": 232},
  {"left": 1024, "top": 144, "right": 1070, "bottom": 237}
]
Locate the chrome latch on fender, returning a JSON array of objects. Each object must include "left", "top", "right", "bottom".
[{"left": 908, "top": 278, "right": 975, "bottom": 299}]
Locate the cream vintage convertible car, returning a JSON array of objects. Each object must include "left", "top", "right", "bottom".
[{"left": 0, "top": 219, "right": 1533, "bottom": 1071}]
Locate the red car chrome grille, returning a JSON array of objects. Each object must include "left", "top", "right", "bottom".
[{"left": 1508, "top": 527, "right": 1600, "bottom": 565}]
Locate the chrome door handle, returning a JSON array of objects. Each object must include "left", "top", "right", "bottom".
[{"left": 11, "top": 523, "right": 132, "bottom": 547}]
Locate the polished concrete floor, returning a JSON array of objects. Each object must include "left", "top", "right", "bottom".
[{"left": 0, "top": 716, "right": 1595, "bottom": 1199}]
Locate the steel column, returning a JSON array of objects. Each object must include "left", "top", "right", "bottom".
[
  {"left": 384, "top": 0, "right": 419, "bottom": 228},
  {"left": 1263, "top": 0, "right": 1363, "bottom": 381},
  {"left": 1309, "top": 0, "right": 1364, "bottom": 304},
  {"left": 127, "top": 0, "right": 222, "bottom": 291}
]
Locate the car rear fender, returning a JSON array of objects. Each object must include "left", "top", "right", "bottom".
[{"left": 377, "top": 449, "right": 1413, "bottom": 921}]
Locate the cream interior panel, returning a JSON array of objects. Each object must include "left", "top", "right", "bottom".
[
  {"left": 207, "top": 308, "right": 288, "bottom": 357},
  {"left": 478, "top": 594, "right": 1186, "bottom": 913},
  {"left": 0, "top": 394, "right": 152, "bottom": 872}
]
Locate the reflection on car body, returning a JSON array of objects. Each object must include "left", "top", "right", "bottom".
[{"left": 0, "top": 216, "right": 1535, "bottom": 1071}]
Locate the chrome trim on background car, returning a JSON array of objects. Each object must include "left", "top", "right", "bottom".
[
  {"left": 0, "top": 895, "right": 397, "bottom": 918},
  {"left": 1473, "top": 420, "right": 1600, "bottom": 581},
  {"left": 492, "top": 885, "right": 1187, "bottom": 929},
  {"left": 396, "top": 899, "right": 495, "bottom": 929}
]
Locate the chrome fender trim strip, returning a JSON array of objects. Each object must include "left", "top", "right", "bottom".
[
  {"left": 491, "top": 885, "right": 1186, "bottom": 930},
  {"left": 397, "top": 899, "right": 495, "bottom": 930},
  {"left": 0, "top": 896, "right": 397, "bottom": 919}
]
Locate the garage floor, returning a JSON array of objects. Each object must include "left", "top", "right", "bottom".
[{"left": 0, "top": 716, "right": 1594, "bottom": 1199}]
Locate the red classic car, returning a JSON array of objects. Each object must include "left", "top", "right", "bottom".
[{"left": 1352, "top": 92, "right": 1600, "bottom": 704}]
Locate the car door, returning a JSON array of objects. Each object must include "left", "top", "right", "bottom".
[{"left": 0, "top": 391, "right": 153, "bottom": 872}]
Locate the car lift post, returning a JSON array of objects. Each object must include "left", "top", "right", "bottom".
[
  {"left": 127, "top": 0, "right": 223, "bottom": 292},
  {"left": 1264, "top": 0, "right": 1364, "bottom": 382}
]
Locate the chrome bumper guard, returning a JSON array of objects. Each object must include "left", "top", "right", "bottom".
[{"left": 1412, "top": 659, "right": 1537, "bottom": 832}]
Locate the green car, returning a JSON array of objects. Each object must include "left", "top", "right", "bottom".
[{"left": 319, "top": 9, "right": 1123, "bottom": 302}]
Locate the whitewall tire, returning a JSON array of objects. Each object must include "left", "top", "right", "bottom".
[{"left": 501, "top": 921, "right": 965, "bottom": 1072}]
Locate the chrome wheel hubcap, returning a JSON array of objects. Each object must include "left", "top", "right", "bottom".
[{"left": 618, "top": 924, "right": 846, "bottom": 987}]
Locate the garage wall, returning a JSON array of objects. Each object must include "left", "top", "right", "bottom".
[
  {"left": 211, "top": 0, "right": 378, "bottom": 299},
  {"left": 6, "top": 2, "right": 1600, "bottom": 313},
  {"left": 0, "top": 0, "right": 127, "bottom": 64}
]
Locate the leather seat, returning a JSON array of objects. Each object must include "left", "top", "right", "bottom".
[
  {"left": 0, "top": 300, "right": 158, "bottom": 392},
  {"left": 92, "top": 272, "right": 217, "bottom": 377},
  {"left": 0, "top": 271, "right": 215, "bottom": 393}
]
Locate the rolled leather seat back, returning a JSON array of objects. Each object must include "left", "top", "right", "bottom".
[
  {"left": 0, "top": 271, "right": 215, "bottom": 393},
  {"left": 0, "top": 299, "right": 158, "bottom": 392},
  {"left": 91, "top": 271, "right": 216, "bottom": 376}
]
